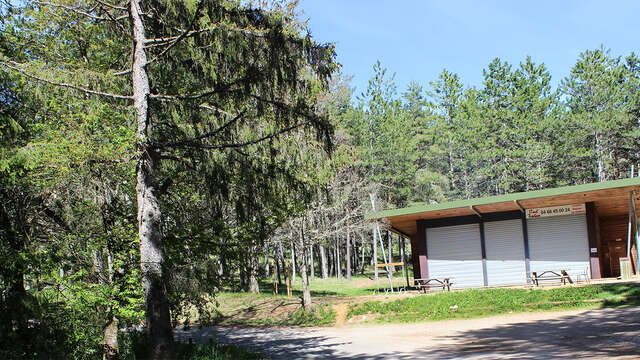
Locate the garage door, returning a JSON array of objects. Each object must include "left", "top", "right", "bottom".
[
  {"left": 484, "top": 219, "right": 527, "bottom": 286},
  {"left": 426, "top": 223, "right": 484, "bottom": 287},
  {"left": 527, "top": 214, "right": 589, "bottom": 280}
]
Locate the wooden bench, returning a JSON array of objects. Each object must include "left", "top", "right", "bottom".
[
  {"left": 414, "top": 278, "right": 453, "bottom": 292},
  {"left": 530, "top": 270, "right": 573, "bottom": 286}
]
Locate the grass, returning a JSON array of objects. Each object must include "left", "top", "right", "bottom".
[
  {"left": 121, "top": 331, "right": 265, "bottom": 359},
  {"left": 347, "top": 282, "right": 640, "bottom": 324},
  {"left": 199, "top": 273, "right": 407, "bottom": 327},
  {"left": 259, "top": 274, "right": 411, "bottom": 297},
  {"left": 174, "top": 342, "right": 265, "bottom": 360}
]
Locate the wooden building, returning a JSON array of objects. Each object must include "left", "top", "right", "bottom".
[{"left": 366, "top": 178, "right": 640, "bottom": 286}]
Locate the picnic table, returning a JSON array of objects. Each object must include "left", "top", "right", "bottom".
[
  {"left": 414, "top": 278, "right": 453, "bottom": 292},
  {"left": 530, "top": 270, "right": 573, "bottom": 286}
]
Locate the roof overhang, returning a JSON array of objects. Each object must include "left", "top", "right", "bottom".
[{"left": 366, "top": 178, "right": 640, "bottom": 238}]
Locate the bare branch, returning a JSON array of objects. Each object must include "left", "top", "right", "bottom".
[
  {"left": 1, "top": 61, "right": 133, "bottom": 100},
  {"left": 144, "top": 22, "right": 268, "bottom": 45},
  {"left": 154, "top": 109, "right": 247, "bottom": 149},
  {"left": 150, "top": 77, "right": 248, "bottom": 100},
  {"left": 180, "top": 121, "right": 307, "bottom": 150},
  {"left": 92, "top": 0, "right": 127, "bottom": 11},
  {"left": 33, "top": 1, "right": 127, "bottom": 21},
  {"left": 199, "top": 103, "right": 235, "bottom": 118},
  {"left": 145, "top": 0, "right": 204, "bottom": 66},
  {"left": 113, "top": 68, "right": 132, "bottom": 76}
]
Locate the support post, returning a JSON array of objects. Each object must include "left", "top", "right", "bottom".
[
  {"left": 521, "top": 214, "right": 531, "bottom": 282},
  {"left": 410, "top": 220, "right": 429, "bottom": 282},
  {"left": 479, "top": 221, "right": 488, "bottom": 286},
  {"left": 585, "top": 202, "right": 601, "bottom": 279}
]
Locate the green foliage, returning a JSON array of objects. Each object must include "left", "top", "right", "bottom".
[
  {"left": 348, "top": 283, "right": 640, "bottom": 324},
  {"left": 120, "top": 331, "right": 265, "bottom": 360}
]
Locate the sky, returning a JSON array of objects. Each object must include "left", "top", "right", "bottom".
[{"left": 299, "top": 0, "right": 640, "bottom": 96}]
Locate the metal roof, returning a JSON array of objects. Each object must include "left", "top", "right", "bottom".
[{"left": 366, "top": 177, "right": 640, "bottom": 221}]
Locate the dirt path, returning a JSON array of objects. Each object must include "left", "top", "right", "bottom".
[
  {"left": 332, "top": 303, "right": 349, "bottom": 326},
  {"left": 175, "top": 307, "right": 640, "bottom": 359}
]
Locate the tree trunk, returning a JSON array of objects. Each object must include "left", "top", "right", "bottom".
[
  {"left": 387, "top": 231, "right": 393, "bottom": 275},
  {"left": 401, "top": 235, "right": 409, "bottom": 288},
  {"left": 372, "top": 227, "right": 378, "bottom": 281},
  {"left": 131, "top": 1, "right": 174, "bottom": 358},
  {"left": 290, "top": 240, "right": 296, "bottom": 283},
  {"left": 360, "top": 232, "right": 366, "bottom": 274},
  {"left": 300, "top": 221, "right": 312, "bottom": 311},
  {"left": 263, "top": 243, "right": 270, "bottom": 277},
  {"left": 102, "top": 317, "right": 119, "bottom": 360},
  {"left": 328, "top": 245, "right": 334, "bottom": 277},
  {"left": 319, "top": 244, "right": 328, "bottom": 279},
  {"left": 278, "top": 241, "right": 285, "bottom": 286},
  {"left": 346, "top": 229, "right": 351, "bottom": 280},
  {"left": 274, "top": 248, "right": 282, "bottom": 286},
  {"left": 309, "top": 244, "right": 315, "bottom": 282},
  {"left": 248, "top": 250, "right": 260, "bottom": 294},
  {"left": 335, "top": 237, "right": 341, "bottom": 279}
]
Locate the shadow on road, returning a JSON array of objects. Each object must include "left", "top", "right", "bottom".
[
  {"left": 412, "top": 306, "right": 640, "bottom": 359},
  {"left": 176, "top": 307, "right": 640, "bottom": 359}
]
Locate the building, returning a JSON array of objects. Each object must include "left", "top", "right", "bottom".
[{"left": 366, "top": 178, "right": 640, "bottom": 287}]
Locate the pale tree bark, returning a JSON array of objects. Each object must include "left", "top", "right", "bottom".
[
  {"left": 299, "top": 220, "right": 312, "bottom": 311},
  {"left": 278, "top": 240, "right": 285, "bottom": 285},
  {"left": 102, "top": 317, "right": 119, "bottom": 360},
  {"left": 290, "top": 240, "right": 296, "bottom": 283},
  {"left": 345, "top": 228, "right": 351, "bottom": 280},
  {"left": 372, "top": 227, "right": 378, "bottom": 281},
  {"left": 274, "top": 248, "right": 282, "bottom": 286},
  {"left": 387, "top": 231, "right": 393, "bottom": 275},
  {"left": 263, "top": 243, "right": 270, "bottom": 276},
  {"left": 309, "top": 244, "right": 315, "bottom": 282},
  {"left": 131, "top": 1, "right": 173, "bottom": 357},
  {"left": 328, "top": 245, "right": 334, "bottom": 277},
  {"left": 248, "top": 248, "right": 260, "bottom": 294},
  {"left": 319, "top": 244, "right": 328, "bottom": 279},
  {"left": 335, "top": 237, "right": 341, "bottom": 279},
  {"left": 360, "top": 232, "right": 366, "bottom": 274}
]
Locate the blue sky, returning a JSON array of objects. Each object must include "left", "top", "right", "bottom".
[{"left": 299, "top": 0, "right": 640, "bottom": 96}]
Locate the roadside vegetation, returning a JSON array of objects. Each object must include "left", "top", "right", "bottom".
[
  {"left": 121, "top": 332, "right": 265, "bottom": 360},
  {"left": 348, "top": 283, "right": 640, "bottom": 324}
]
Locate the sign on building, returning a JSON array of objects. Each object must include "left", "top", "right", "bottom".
[{"left": 526, "top": 203, "right": 586, "bottom": 219}]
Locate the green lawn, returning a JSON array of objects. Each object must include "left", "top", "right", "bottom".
[
  {"left": 205, "top": 274, "right": 407, "bottom": 326},
  {"left": 347, "top": 282, "right": 640, "bottom": 324},
  {"left": 254, "top": 273, "right": 409, "bottom": 297}
]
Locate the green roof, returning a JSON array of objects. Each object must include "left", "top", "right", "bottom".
[{"left": 366, "top": 177, "right": 640, "bottom": 220}]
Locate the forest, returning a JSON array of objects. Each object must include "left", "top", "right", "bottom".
[{"left": 1, "top": 0, "right": 640, "bottom": 359}]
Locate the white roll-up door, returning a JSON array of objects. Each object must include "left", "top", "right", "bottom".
[
  {"left": 426, "top": 223, "right": 483, "bottom": 287},
  {"left": 527, "top": 214, "right": 589, "bottom": 280},
  {"left": 484, "top": 219, "right": 527, "bottom": 286}
]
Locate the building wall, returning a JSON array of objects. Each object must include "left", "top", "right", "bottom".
[{"left": 411, "top": 207, "right": 595, "bottom": 287}]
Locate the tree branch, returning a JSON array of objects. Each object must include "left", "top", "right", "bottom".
[
  {"left": 33, "top": 1, "right": 127, "bottom": 21},
  {"left": 145, "top": 0, "right": 205, "bottom": 66},
  {"left": 1, "top": 61, "right": 133, "bottom": 100},
  {"left": 92, "top": 0, "right": 127, "bottom": 11},
  {"left": 150, "top": 77, "right": 247, "bottom": 101},
  {"left": 144, "top": 22, "right": 268, "bottom": 45},
  {"left": 153, "top": 109, "right": 247, "bottom": 149},
  {"left": 177, "top": 121, "right": 307, "bottom": 150}
]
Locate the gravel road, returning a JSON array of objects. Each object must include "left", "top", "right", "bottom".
[{"left": 175, "top": 307, "right": 640, "bottom": 359}]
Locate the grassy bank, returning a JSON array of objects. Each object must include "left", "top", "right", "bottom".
[
  {"left": 201, "top": 275, "right": 406, "bottom": 326},
  {"left": 348, "top": 283, "right": 640, "bottom": 324}
]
